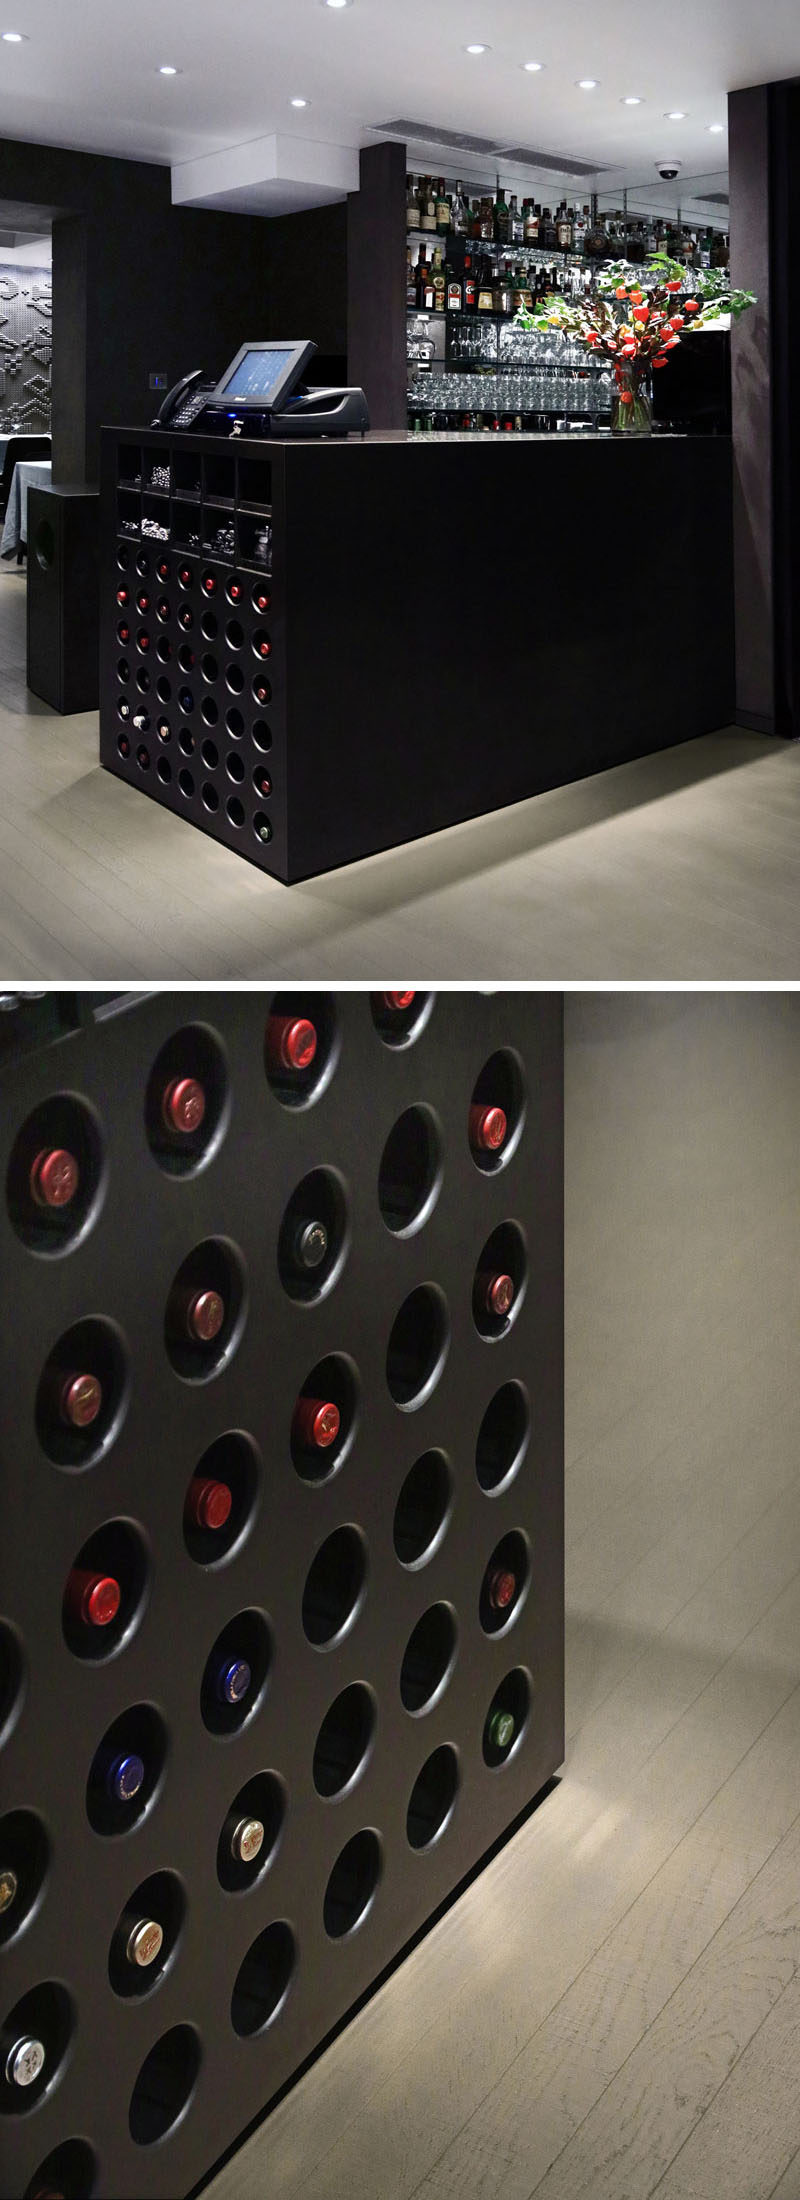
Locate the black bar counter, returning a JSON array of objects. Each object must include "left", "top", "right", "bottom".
[{"left": 100, "top": 427, "right": 734, "bottom": 883}]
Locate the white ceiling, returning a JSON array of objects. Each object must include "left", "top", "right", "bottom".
[{"left": 1, "top": 0, "right": 798, "bottom": 209}]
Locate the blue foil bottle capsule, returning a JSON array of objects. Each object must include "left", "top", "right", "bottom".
[
  {"left": 215, "top": 1657, "right": 251, "bottom": 1707},
  {"left": 105, "top": 1751, "right": 145, "bottom": 1803}
]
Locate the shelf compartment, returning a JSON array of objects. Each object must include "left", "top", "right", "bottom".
[
  {"left": 204, "top": 454, "right": 236, "bottom": 506},
  {"left": 173, "top": 450, "right": 202, "bottom": 498},
  {"left": 237, "top": 513, "right": 273, "bottom": 572},
  {"left": 237, "top": 456, "right": 273, "bottom": 511}
]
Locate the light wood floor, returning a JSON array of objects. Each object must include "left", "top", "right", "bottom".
[
  {"left": 207, "top": 993, "right": 800, "bottom": 2200},
  {"left": 3, "top": 571, "right": 799, "bottom": 982}
]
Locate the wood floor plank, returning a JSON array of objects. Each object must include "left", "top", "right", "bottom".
[{"left": 651, "top": 1969, "right": 800, "bottom": 2200}]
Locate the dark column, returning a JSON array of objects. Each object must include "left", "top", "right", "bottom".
[
  {"left": 50, "top": 214, "right": 89, "bottom": 484},
  {"left": 728, "top": 86, "right": 774, "bottom": 733},
  {"left": 347, "top": 142, "right": 407, "bottom": 427},
  {"left": 767, "top": 80, "right": 800, "bottom": 740}
]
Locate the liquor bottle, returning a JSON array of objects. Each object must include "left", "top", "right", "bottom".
[
  {"left": 421, "top": 179, "right": 437, "bottom": 234},
  {"left": 292, "top": 1395, "right": 341, "bottom": 1452},
  {"left": 416, "top": 251, "right": 431, "bottom": 308},
  {"left": 572, "top": 205, "right": 589, "bottom": 253},
  {"left": 266, "top": 1011, "right": 318, "bottom": 1073},
  {"left": 463, "top": 254, "right": 477, "bottom": 310},
  {"left": 421, "top": 260, "right": 436, "bottom": 312},
  {"left": 436, "top": 179, "right": 451, "bottom": 235},
  {"left": 161, "top": 1074, "right": 206, "bottom": 1137},
  {"left": 288, "top": 1218, "right": 329, "bottom": 1273},
  {"left": 122, "top": 1915, "right": 164, "bottom": 1970},
  {"left": 407, "top": 249, "right": 417, "bottom": 308},
  {"left": 229, "top": 1815, "right": 265, "bottom": 1864},
  {"left": 510, "top": 194, "right": 524, "bottom": 245},
  {"left": 55, "top": 1371, "right": 103, "bottom": 1430},
  {"left": 475, "top": 1269, "right": 515, "bottom": 1318},
  {"left": 447, "top": 270, "right": 463, "bottom": 311},
  {"left": 213, "top": 1654, "right": 251, "bottom": 1706},
  {"left": 470, "top": 199, "right": 482, "bottom": 238},
  {"left": 406, "top": 174, "right": 419, "bottom": 228},
  {"left": 524, "top": 200, "right": 540, "bottom": 243},
  {"left": 168, "top": 1285, "right": 225, "bottom": 1346},
  {"left": 469, "top": 1103, "right": 508, "bottom": 1154},
  {"left": 494, "top": 184, "right": 510, "bottom": 244},
  {"left": 431, "top": 247, "right": 447, "bottom": 312},
  {"left": 29, "top": 1146, "right": 79, "bottom": 1211},
  {"left": 479, "top": 197, "right": 494, "bottom": 242},
  {"left": 450, "top": 181, "right": 469, "bottom": 235},
  {"left": 485, "top": 1706, "right": 515, "bottom": 1751},
  {"left": 557, "top": 204, "right": 573, "bottom": 251},
  {"left": 3, "top": 2034, "right": 45, "bottom": 2090},
  {"left": 495, "top": 265, "right": 513, "bottom": 315},
  {"left": 185, "top": 1475, "right": 233, "bottom": 1531},
  {"left": 541, "top": 207, "right": 557, "bottom": 249},
  {"left": 65, "top": 1569, "right": 122, "bottom": 1629},
  {"left": 486, "top": 1564, "right": 517, "bottom": 1612}
]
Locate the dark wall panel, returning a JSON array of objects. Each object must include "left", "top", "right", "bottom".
[
  {"left": 347, "top": 142, "right": 407, "bottom": 428},
  {"left": 728, "top": 85, "right": 774, "bottom": 733}
]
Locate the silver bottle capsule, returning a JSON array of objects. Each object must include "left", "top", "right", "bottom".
[
  {"left": 5, "top": 2036, "right": 45, "bottom": 2087},
  {"left": 231, "top": 1816, "right": 265, "bottom": 1864}
]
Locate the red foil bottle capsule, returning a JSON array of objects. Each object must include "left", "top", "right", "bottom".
[
  {"left": 117, "top": 585, "right": 130, "bottom": 607},
  {"left": 30, "top": 1147, "right": 80, "bottom": 1210},
  {"left": 137, "top": 629, "right": 150, "bottom": 653},
  {"left": 202, "top": 573, "right": 217, "bottom": 597},
  {"left": 266, "top": 1014, "right": 317, "bottom": 1073},
  {"left": 161, "top": 1076, "right": 206, "bottom": 1136},
  {"left": 478, "top": 1271, "right": 515, "bottom": 1318},
  {"left": 381, "top": 991, "right": 415, "bottom": 1012},
  {"left": 470, "top": 1104, "right": 508, "bottom": 1154},
  {"left": 117, "top": 621, "right": 130, "bottom": 645},
  {"left": 253, "top": 588, "right": 270, "bottom": 614},
  {"left": 66, "top": 1569, "right": 122, "bottom": 1628},
  {"left": 255, "top": 771, "right": 272, "bottom": 798},
  {"left": 255, "top": 635, "right": 271, "bottom": 658},
  {"left": 488, "top": 1566, "right": 517, "bottom": 1612},
  {"left": 185, "top": 1476, "right": 233, "bottom": 1530},
  {"left": 137, "top": 590, "right": 150, "bottom": 614},
  {"left": 179, "top": 564, "right": 192, "bottom": 589},
  {"left": 228, "top": 579, "right": 242, "bottom": 603},
  {"left": 172, "top": 1288, "right": 225, "bottom": 1344},
  {"left": 293, "top": 1397, "right": 340, "bottom": 1451},
  {"left": 59, "top": 1372, "right": 103, "bottom": 1429},
  {"left": 254, "top": 680, "right": 270, "bottom": 706}
]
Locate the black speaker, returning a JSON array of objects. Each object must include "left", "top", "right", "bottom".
[{"left": 26, "top": 486, "right": 100, "bottom": 715}]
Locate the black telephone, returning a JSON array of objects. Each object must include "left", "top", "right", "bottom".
[{"left": 152, "top": 369, "right": 217, "bottom": 431}]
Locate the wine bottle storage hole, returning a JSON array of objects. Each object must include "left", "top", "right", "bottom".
[
  {"left": 0, "top": 1982, "right": 74, "bottom": 2118},
  {"left": 393, "top": 1449, "right": 454, "bottom": 1570},
  {"left": 231, "top": 1920, "right": 297, "bottom": 2038},
  {"left": 201, "top": 609, "right": 217, "bottom": 641},
  {"left": 400, "top": 1602, "right": 459, "bottom": 1716},
  {"left": 227, "top": 796, "right": 245, "bottom": 829},
  {"left": 201, "top": 654, "right": 218, "bottom": 685},
  {"left": 86, "top": 1703, "right": 168, "bottom": 1837},
  {"left": 202, "top": 740, "right": 219, "bottom": 770},
  {"left": 406, "top": 1743, "right": 460, "bottom": 1852},
  {"left": 483, "top": 1667, "right": 532, "bottom": 1769},
  {"left": 323, "top": 1828, "right": 382, "bottom": 1940},
  {"left": 386, "top": 1283, "right": 450, "bottom": 1411},
  {"left": 128, "top": 2023, "right": 201, "bottom": 2147},
  {"left": 201, "top": 696, "right": 218, "bottom": 727},
  {"left": 479, "top": 1528, "right": 531, "bottom": 1637},
  {"left": 469, "top": 1049, "right": 526, "bottom": 1175},
  {"left": 7, "top": 1093, "right": 105, "bottom": 1258},
  {"left": 144, "top": 1021, "right": 229, "bottom": 1179},
  {"left": 200, "top": 1608, "right": 272, "bottom": 1737},
  {"left": 290, "top": 1353, "right": 360, "bottom": 1483},
  {"left": 227, "top": 706, "right": 245, "bottom": 740},
  {"left": 265, "top": 995, "right": 339, "bottom": 1110},
  {"left": 217, "top": 1771, "right": 286, "bottom": 1894},
  {"left": 62, "top": 1519, "right": 150, "bottom": 1664},
  {"left": 158, "top": 757, "right": 171, "bottom": 785},
  {"left": 278, "top": 1166, "right": 350, "bottom": 1305},
  {"left": 163, "top": 1235, "right": 247, "bottom": 1383},
  {"left": 0, "top": 1623, "right": 24, "bottom": 1749},
  {"left": 35, "top": 1316, "right": 129, "bottom": 1471},
  {"left": 313, "top": 1682, "right": 377, "bottom": 1801},
  {"left": 302, "top": 1526, "right": 367, "bottom": 1650},
  {"left": 108, "top": 1870, "right": 186, "bottom": 2001},
  {"left": 472, "top": 1221, "right": 527, "bottom": 1342},
  {"left": 0, "top": 1812, "right": 50, "bottom": 1949},
  {"left": 252, "top": 718, "right": 272, "bottom": 753},
  {"left": 475, "top": 1380, "right": 531, "bottom": 1495},
  {"left": 370, "top": 991, "right": 434, "bottom": 1049},
  {"left": 226, "top": 750, "right": 245, "bottom": 784},
  {"left": 183, "top": 1431, "right": 261, "bottom": 1570},
  {"left": 378, "top": 1104, "right": 443, "bottom": 1238},
  {"left": 23, "top": 2136, "right": 98, "bottom": 2200}
]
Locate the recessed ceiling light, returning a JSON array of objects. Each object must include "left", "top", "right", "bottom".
[
  {"left": 577, "top": 79, "right": 599, "bottom": 90},
  {"left": 291, "top": 96, "right": 310, "bottom": 106},
  {"left": 665, "top": 110, "right": 687, "bottom": 120},
  {"left": 1, "top": 29, "right": 27, "bottom": 40},
  {"left": 158, "top": 63, "right": 180, "bottom": 74},
  {"left": 622, "top": 96, "right": 643, "bottom": 106},
  {"left": 465, "top": 44, "right": 489, "bottom": 55},
  {"left": 708, "top": 122, "right": 725, "bottom": 133},
  {"left": 323, "top": 0, "right": 352, "bottom": 8},
  {"left": 523, "top": 60, "right": 544, "bottom": 72}
]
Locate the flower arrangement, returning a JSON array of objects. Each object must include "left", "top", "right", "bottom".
[{"left": 515, "top": 253, "right": 757, "bottom": 434}]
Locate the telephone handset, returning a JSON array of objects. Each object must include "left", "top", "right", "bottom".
[{"left": 152, "top": 369, "right": 217, "bottom": 431}]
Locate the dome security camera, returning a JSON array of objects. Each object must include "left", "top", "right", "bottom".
[{"left": 656, "top": 159, "right": 683, "bottom": 181}]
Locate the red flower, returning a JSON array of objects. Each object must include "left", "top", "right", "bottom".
[
  {"left": 653, "top": 357, "right": 669, "bottom": 368},
  {"left": 684, "top": 299, "right": 700, "bottom": 314},
  {"left": 621, "top": 342, "right": 637, "bottom": 356},
  {"left": 663, "top": 335, "right": 681, "bottom": 349},
  {"left": 632, "top": 306, "right": 649, "bottom": 321},
  {"left": 666, "top": 280, "right": 682, "bottom": 292},
  {"left": 615, "top": 286, "right": 628, "bottom": 299},
  {"left": 668, "top": 315, "right": 685, "bottom": 329},
  {"left": 618, "top": 390, "right": 634, "bottom": 404},
  {"left": 629, "top": 288, "right": 644, "bottom": 303}
]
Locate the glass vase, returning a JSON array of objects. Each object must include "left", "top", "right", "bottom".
[{"left": 611, "top": 372, "right": 653, "bottom": 437}]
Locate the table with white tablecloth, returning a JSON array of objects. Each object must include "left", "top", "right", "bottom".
[{"left": 1, "top": 459, "right": 53, "bottom": 558}]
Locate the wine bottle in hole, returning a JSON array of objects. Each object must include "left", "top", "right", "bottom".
[
  {"left": 167, "top": 1284, "right": 225, "bottom": 1346},
  {"left": 29, "top": 1146, "right": 79, "bottom": 1212},
  {"left": 266, "top": 1013, "right": 317, "bottom": 1073},
  {"left": 65, "top": 1569, "right": 121, "bottom": 1629},
  {"left": 185, "top": 1476, "right": 233, "bottom": 1531},
  {"left": 292, "top": 1396, "right": 341, "bottom": 1452},
  {"left": 475, "top": 1270, "right": 515, "bottom": 1318},
  {"left": 469, "top": 1104, "right": 508, "bottom": 1155}
]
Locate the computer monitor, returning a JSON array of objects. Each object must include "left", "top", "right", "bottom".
[{"left": 214, "top": 341, "right": 318, "bottom": 413}]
